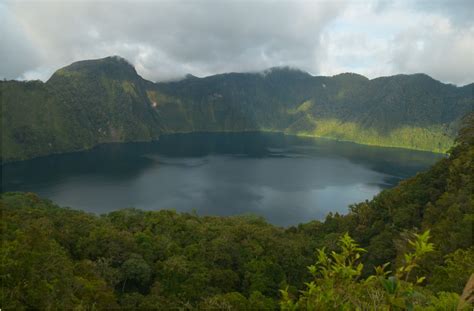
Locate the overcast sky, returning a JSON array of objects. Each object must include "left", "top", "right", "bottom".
[{"left": 1, "top": 0, "right": 473, "bottom": 85}]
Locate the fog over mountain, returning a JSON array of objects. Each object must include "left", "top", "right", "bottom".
[{"left": 1, "top": 0, "right": 473, "bottom": 84}]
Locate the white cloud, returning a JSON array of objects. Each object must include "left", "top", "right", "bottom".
[
  {"left": 0, "top": 2, "right": 42, "bottom": 79},
  {"left": 317, "top": 0, "right": 474, "bottom": 84},
  {"left": 391, "top": 16, "right": 474, "bottom": 85},
  {"left": 1, "top": 0, "right": 473, "bottom": 85}
]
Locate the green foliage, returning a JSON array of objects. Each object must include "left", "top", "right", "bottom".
[
  {"left": 2, "top": 188, "right": 470, "bottom": 309},
  {"left": 279, "top": 231, "right": 463, "bottom": 310},
  {"left": 120, "top": 254, "right": 152, "bottom": 292},
  {"left": 418, "top": 291, "right": 461, "bottom": 311},
  {"left": 0, "top": 192, "right": 313, "bottom": 309},
  {"left": 396, "top": 231, "right": 435, "bottom": 282},
  {"left": 292, "top": 119, "right": 454, "bottom": 153},
  {"left": 429, "top": 248, "right": 474, "bottom": 293}
]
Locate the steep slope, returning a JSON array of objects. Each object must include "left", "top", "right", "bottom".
[
  {"left": 149, "top": 67, "right": 319, "bottom": 132},
  {"left": 1, "top": 56, "right": 162, "bottom": 161},
  {"left": 1, "top": 56, "right": 473, "bottom": 162},
  {"left": 148, "top": 69, "right": 472, "bottom": 152},
  {"left": 289, "top": 74, "right": 473, "bottom": 151}
]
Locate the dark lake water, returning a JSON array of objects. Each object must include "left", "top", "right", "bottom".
[{"left": 2, "top": 132, "right": 443, "bottom": 226}]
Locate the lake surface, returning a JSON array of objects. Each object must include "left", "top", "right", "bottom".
[{"left": 2, "top": 132, "right": 443, "bottom": 226}]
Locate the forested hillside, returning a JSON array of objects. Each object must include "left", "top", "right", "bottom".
[
  {"left": 2, "top": 56, "right": 472, "bottom": 162},
  {"left": 1, "top": 115, "right": 472, "bottom": 309},
  {"left": 1, "top": 57, "right": 162, "bottom": 162}
]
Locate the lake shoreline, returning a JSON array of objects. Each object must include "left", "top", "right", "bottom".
[
  {"left": 2, "top": 132, "right": 442, "bottom": 226},
  {"left": 1, "top": 129, "right": 447, "bottom": 166}
]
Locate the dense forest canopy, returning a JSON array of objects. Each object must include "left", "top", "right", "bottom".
[
  {"left": 1, "top": 114, "right": 472, "bottom": 309},
  {"left": 1, "top": 56, "right": 472, "bottom": 162}
]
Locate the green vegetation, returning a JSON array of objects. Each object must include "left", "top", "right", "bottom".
[
  {"left": 1, "top": 115, "right": 473, "bottom": 309},
  {"left": 2, "top": 57, "right": 472, "bottom": 162},
  {"left": 280, "top": 232, "right": 469, "bottom": 310},
  {"left": 286, "top": 118, "right": 454, "bottom": 153}
]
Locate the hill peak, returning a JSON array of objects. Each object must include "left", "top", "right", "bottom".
[
  {"left": 332, "top": 72, "right": 369, "bottom": 81},
  {"left": 263, "top": 66, "right": 307, "bottom": 74},
  {"left": 48, "top": 56, "right": 139, "bottom": 83},
  {"left": 259, "top": 66, "right": 312, "bottom": 80}
]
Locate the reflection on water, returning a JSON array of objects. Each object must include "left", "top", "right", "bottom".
[{"left": 1, "top": 132, "right": 442, "bottom": 226}]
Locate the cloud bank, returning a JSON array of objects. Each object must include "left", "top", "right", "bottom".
[{"left": 1, "top": 0, "right": 473, "bottom": 85}]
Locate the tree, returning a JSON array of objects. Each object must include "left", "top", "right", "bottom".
[{"left": 119, "top": 254, "right": 151, "bottom": 293}]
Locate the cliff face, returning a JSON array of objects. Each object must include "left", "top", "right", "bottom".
[{"left": 2, "top": 56, "right": 473, "bottom": 162}]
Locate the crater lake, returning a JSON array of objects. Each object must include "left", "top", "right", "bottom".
[{"left": 1, "top": 132, "right": 443, "bottom": 226}]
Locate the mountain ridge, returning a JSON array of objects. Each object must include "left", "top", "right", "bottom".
[
  {"left": 1, "top": 56, "right": 473, "bottom": 162},
  {"left": 5, "top": 56, "right": 471, "bottom": 87}
]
